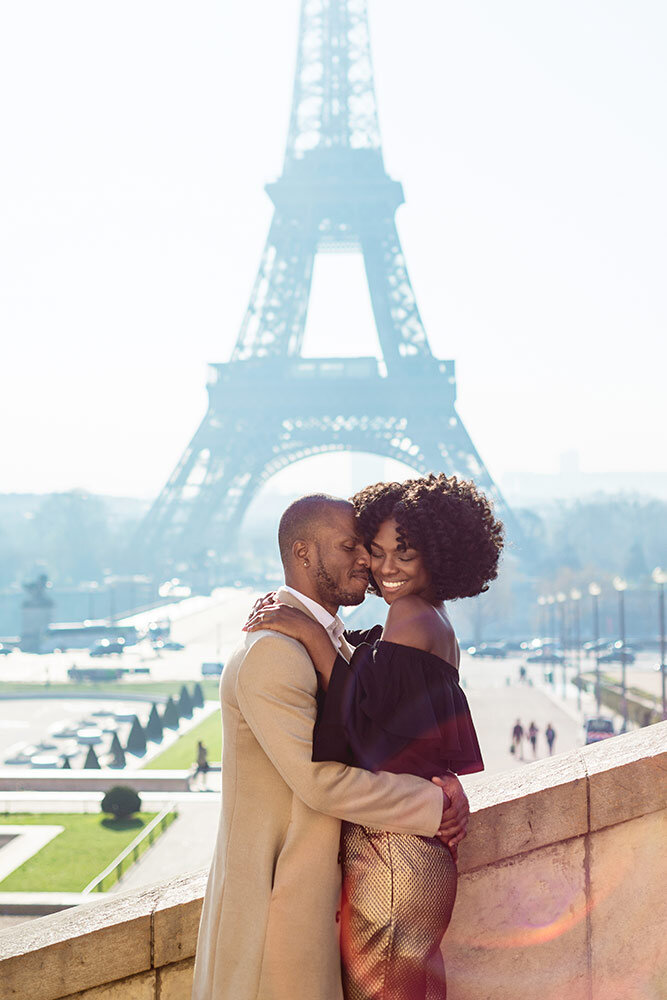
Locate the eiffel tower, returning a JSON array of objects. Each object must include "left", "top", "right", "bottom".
[{"left": 137, "top": 0, "right": 513, "bottom": 575}]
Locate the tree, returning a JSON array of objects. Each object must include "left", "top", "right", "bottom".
[
  {"left": 26, "top": 491, "right": 112, "bottom": 583},
  {"left": 101, "top": 786, "right": 142, "bottom": 819}
]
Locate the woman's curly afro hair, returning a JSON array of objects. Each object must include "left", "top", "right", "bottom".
[{"left": 351, "top": 473, "right": 504, "bottom": 602}]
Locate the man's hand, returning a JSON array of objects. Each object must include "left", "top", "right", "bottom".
[{"left": 432, "top": 774, "right": 469, "bottom": 860}]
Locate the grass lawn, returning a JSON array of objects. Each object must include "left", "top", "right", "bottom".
[
  {"left": 0, "top": 811, "right": 176, "bottom": 892},
  {"left": 144, "top": 710, "right": 221, "bottom": 770},
  {"left": 0, "top": 680, "right": 221, "bottom": 700}
]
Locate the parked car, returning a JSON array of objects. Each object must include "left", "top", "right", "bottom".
[
  {"left": 90, "top": 639, "right": 125, "bottom": 657},
  {"left": 526, "top": 649, "right": 564, "bottom": 663},
  {"left": 598, "top": 646, "right": 636, "bottom": 664},
  {"left": 153, "top": 639, "right": 185, "bottom": 651},
  {"left": 202, "top": 661, "right": 224, "bottom": 677},
  {"left": 522, "top": 638, "right": 558, "bottom": 651},
  {"left": 466, "top": 644, "right": 507, "bottom": 659},
  {"left": 68, "top": 665, "right": 124, "bottom": 682},
  {"left": 584, "top": 717, "right": 615, "bottom": 744},
  {"left": 583, "top": 639, "right": 613, "bottom": 655}
]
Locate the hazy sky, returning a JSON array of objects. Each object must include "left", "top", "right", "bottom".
[{"left": 1, "top": 0, "right": 665, "bottom": 500}]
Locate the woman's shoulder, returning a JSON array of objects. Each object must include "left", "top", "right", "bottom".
[{"left": 383, "top": 595, "right": 451, "bottom": 655}]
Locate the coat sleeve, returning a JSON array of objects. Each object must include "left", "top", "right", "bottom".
[{"left": 235, "top": 633, "right": 443, "bottom": 837}]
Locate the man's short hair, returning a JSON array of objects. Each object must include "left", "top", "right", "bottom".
[{"left": 278, "top": 494, "right": 348, "bottom": 565}]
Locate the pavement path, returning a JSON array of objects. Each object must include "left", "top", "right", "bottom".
[{"left": 108, "top": 798, "right": 221, "bottom": 893}]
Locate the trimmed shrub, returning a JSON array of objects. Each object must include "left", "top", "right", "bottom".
[
  {"left": 191, "top": 683, "right": 205, "bottom": 709},
  {"left": 162, "top": 696, "right": 180, "bottom": 730},
  {"left": 84, "top": 745, "right": 101, "bottom": 769},
  {"left": 125, "top": 716, "right": 147, "bottom": 756},
  {"left": 101, "top": 785, "right": 142, "bottom": 819},
  {"left": 178, "top": 685, "right": 193, "bottom": 719},
  {"left": 109, "top": 732, "right": 126, "bottom": 768},
  {"left": 146, "top": 703, "right": 164, "bottom": 742}
]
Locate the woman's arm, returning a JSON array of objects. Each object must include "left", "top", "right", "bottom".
[{"left": 243, "top": 603, "right": 339, "bottom": 688}]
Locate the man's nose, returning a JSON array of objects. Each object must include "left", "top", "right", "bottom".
[{"left": 356, "top": 547, "right": 371, "bottom": 567}]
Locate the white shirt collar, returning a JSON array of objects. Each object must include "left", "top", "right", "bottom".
[{"left": 283, "top": 586, "right": 345, "bottom": 650}]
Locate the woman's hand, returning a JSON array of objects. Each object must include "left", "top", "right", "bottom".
[
  {"left": 243, "top": 601, "right": 324, "bottom": 646},
  {"left": 246, "top": 592, "right": 278, "bottom": 623}
]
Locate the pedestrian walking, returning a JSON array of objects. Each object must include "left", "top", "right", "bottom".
[
  {"left": 511, "top": 719, "right": 524, "bottom": 760},
  {"left": 528, "top": 721, "right": 538, "bottom": 757},
  {"left": 545, "top": 723, "right": 556, "bottom": 755},
  {"left": 193, "top": 740, "right": 210, "bottom": 789}
]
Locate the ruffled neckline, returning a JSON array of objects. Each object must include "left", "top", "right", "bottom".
[{"left": 373, "top": 638, "right": 459, "bottom": 675}]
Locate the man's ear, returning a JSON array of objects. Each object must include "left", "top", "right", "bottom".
[{"left": 293, "top": 540, "right": 309, "bottom": 563}]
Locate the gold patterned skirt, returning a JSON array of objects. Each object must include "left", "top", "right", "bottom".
[{"left": 340, "top": 822, "right": 457, "bottom": 1000}]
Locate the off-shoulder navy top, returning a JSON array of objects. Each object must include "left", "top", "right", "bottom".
[{"left": 312, "top": 625, "right": 484, "bottom": 778}]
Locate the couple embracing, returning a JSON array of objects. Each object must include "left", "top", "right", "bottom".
[{"left": 192, "top": 472, "right": 503, "bottom": 1000}]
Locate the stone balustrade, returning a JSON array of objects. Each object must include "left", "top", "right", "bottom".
[
  {"left": 0, "top": 722, "right": 665, "bottom": 1000},
  {"left": 0, "top": 770, "right": 192, "bottom": 794}
]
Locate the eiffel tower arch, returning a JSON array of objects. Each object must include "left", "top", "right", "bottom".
[{"left": 137, "top": 0, "right": 514, "bottom": 575}]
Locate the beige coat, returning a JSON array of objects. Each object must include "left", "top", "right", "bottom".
[{"left": 191, "top": 588, "right": 443, "bottom": 1000}]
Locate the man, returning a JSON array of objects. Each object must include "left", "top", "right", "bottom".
[{"left": 192, "top": 495, "right": 469, "bottom": 1000}]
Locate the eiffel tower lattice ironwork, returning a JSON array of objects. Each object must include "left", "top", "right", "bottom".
[{"left": 138, "top": 0, "right": 512, "bottom": 573}]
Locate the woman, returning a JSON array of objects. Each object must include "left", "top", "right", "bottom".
[{"left": 245, "top": 473, "right": 503, "bottom": 999}]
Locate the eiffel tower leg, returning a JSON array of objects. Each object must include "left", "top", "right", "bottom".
[
  {"left": 232, "top": 214, "right": 316, "bottom": 361},
  {"left": 136, "top": 418, "right": 213, "bottom": 570},
  {"left": 361, "top": 217, "right": 432, "bottom": 369}
]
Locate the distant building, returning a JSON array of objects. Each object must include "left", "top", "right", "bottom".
[{"left": 20, "top": 574, "right": 54, "bottom": 653}]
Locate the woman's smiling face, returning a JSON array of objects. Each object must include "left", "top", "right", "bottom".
[{"left": 369, "top": 518, "right": 433, "bottom": 604}]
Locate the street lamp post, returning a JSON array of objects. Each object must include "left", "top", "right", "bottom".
[
  {"left": 652, "top": 567, "right": 666, "bottom": 720},
  {"left": 537, "top": 595, "right": 547, "bottom": 641},
  {"left": 571, "top": 589, "right": 582, "bottom": 710},
  {"left": 557, "top": 592, "right": 567, "bottom": 698},
  {"left": 613, "top": 577, "right": 628, "bottom": 731},
  {"left": 589, "top": 583, "right": 602, "bottom": 713},
  {"left": 547, "top": 595, "right": 556, "bottom": 685}
]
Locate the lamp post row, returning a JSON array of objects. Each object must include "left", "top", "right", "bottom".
[{"left": 537, "top": 569, "right": 667, "bottom": 728}]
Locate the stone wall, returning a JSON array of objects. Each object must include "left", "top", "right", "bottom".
[{"left": 0, "top": 723, "right": 665, "bottom": 1000}]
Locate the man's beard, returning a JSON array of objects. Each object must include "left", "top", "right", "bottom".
[{"left": 314, "top": 554, "right": 367, "bottom": 609}]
